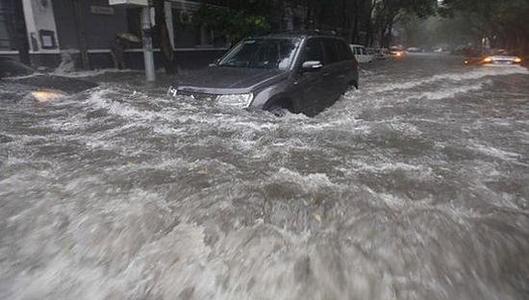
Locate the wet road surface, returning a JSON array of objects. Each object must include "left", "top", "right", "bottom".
[{"left": 1, "top": 54, "right": 529, "bottom": 299}]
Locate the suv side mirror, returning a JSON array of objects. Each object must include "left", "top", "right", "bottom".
[{"left": 302, "top": 61, "right": 323, "bottom": 72}]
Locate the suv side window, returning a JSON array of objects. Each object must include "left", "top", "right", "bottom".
[
  {"left": 303, "top": 38, "right": 324, "bottom": 63},
  {"left": 336, "top": 40, "right": 353, "bottom": 60},
  {"left": 323, "top": 39, "right": 339, "bottom": 64}
]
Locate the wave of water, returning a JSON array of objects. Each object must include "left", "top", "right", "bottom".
[
  {"left": 1, "top": 56, "right": 529, "bottom": 299},
  {"left": 370, "top": 65, "right": 528, "bottom": 93}
]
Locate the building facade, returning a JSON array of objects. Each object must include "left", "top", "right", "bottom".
[
  {"left": 0, "top": 0, "right": 228, "bottom": 70},
  {"left": 0, "top": 0, "right": 308, "bottom": 71}
]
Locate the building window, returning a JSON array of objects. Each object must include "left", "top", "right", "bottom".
[{"left": 0, "top": 0, "right": 14, "bottom": 50}]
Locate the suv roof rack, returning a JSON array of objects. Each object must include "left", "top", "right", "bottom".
[
  {"left": 278, "top": 29, "right": 337, "bottom": 36},
  {"left": 310, "top": 29, "right": 337, "bottom": 36},
  {"left": 256, "top": 30, "right": 339, "bottom": 39}
]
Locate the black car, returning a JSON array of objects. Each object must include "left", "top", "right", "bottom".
[
  {"left": 0, "top": 57, "right": 97, "bottom": 102},
  {"left": 168, "top": 32, "right": 359, "bottom": 116}
]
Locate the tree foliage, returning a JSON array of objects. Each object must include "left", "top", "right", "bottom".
[
  {"left": 301, "top": 0, "right": 438, "bottom": 46},
  {"left": 195, "top": 0, "right": 438, "bottom": 47},
  {"left": 193, "top": 5, "right": 271, "bottom": 44},
  {"left": 439, "top": 0, "right": 529, "bottom": 52}
]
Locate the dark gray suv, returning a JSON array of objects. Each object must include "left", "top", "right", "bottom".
[{"left": 168, "top": 32, "right": 358, "bottom": 116}]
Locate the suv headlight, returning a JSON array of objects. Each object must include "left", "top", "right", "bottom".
[{"left": 216, "top": 93, "right": 253, "bottom": 108}]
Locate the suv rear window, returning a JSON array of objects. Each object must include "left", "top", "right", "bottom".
[
  {"left": 323, "top": 39, "right": 339, "bottom": 64},
  {"left": 336, "top": 40, "right": 353, "bottom": 60}
]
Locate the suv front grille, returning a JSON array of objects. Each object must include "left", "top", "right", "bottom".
[{"left": 178, "top": 90, "right": 217, "bottom": 101}]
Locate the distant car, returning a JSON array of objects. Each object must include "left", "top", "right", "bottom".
[
  {"left": 0, "top": 57, "right": 97, "bottom": 102},
  {"left": 169, "top": 32, "right": 359, "bottom": 117},
  {"left": 371, "top": 48, "right": 390, "bottom": 60},
  {"left": 390, "top": 46, "right": 406, "bottom": 58},
  {"left": 350, "top": 44, "right": 374, "bottom": 63},
  {"left": 464, "top": 50, "right": 523, "bottom": 66},
  {"left": 406, "top": 47, "right": 423, "bottom": 53}
]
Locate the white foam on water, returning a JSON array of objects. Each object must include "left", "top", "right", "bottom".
[
  {"left": 50, "top": 68, "right": 141, "bottom": 78},
  {"left": 3, "top": 56, "right": 529, "bottom": 300},
  {"left": 53, "top": 51, "right": 76, "bottom": 75},
  {"left": 408, "top": 81, "right": 490, "bottom": 101},
  {"left": 2, "top": 72, "right": 45, "bottom": 80},
  {"left": 372, "top": 66, "right": 528, "bottom": 93},
  {"left": 272, "top": 168, "right": 337, "bottom": 191},
  {"left": 469, "top": 142, "right": 522, "bottom": 161},
  {"left": 84, "top": 88, "right": 168, "bottom": 122},
  {"left": 352, "top": 161, "right": 432, "bottom": 174}
]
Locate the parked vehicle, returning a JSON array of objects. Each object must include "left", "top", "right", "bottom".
[
  {"left": 406, "top": 47, "right": 423, "bottom": 53},
  {"left": 370, "top": 48, "right": 390, "bottom": 60},
  {"left": 1, "top": 57, "right": 97, "bottom": 102},
  {"left": 350, "top": 44, "right": 374, "bottom": 63},
  {"left": 169, "top": 32, "right": 359, "bottom": 117}
]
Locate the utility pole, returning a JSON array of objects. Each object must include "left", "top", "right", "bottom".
[
  {"left": 109, "top": 0, "right": 154, "bottom": 81},
  {"left": 141, "top": 4, "right": 155, "bottom": 82}
]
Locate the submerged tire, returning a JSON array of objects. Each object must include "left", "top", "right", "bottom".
[
  {"left": 343, "top": 81, "right": 359, "bottom": 95},
  {"left": 267, "top": 105, "right": 289, "bottom": 117},
  {"left": 265, "top": 98, "right": 293, "bottom": 117}
]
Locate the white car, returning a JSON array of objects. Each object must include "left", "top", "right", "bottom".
[
  {"left": 350, "top": 44, "right": 374, "bottom": 63},
  {"left": 465, "top": 50, "right": 523, "bottom": 66},
  {"left": 482, "top": 54, "right": 522, "bottom": 66}
]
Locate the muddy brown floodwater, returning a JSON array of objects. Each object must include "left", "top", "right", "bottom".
[{"left": 1, "top": 54, "right": 529, "bottom": 300}]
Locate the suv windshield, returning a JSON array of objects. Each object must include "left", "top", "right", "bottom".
[{"left": 219, "top": 38, "right": 300, "bottom": 70}]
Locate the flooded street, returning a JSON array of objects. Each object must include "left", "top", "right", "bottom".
[{"left": 1, "top": 54, "right": 529, "bottom": 299}]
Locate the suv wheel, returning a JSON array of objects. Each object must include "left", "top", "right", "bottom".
[
  {"left": 268, "top": 105, "right": 288, "bottom": 117},
  {"left": 266, "top": 98, "right": 292, "bottom": 117}
]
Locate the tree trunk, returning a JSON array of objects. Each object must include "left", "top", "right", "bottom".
[
  {"left": 13, "top": 0, "right": 30, "bottom": 65},
  {"left": 154, "top": 0, "right": 176, "bottom": 74},
  {"left": 72, "top": 0, "right": 90, "bottom": 69},
  {"left": 350, "top": 0, "right": 359, "bottom": 43},
  {"left": 386, "top": 21, "right": 393, "bottom": 48},
  {"left": 364, "top": 1, "right": 375, "bottom": 47},
  {"left": 342, "top": 0, "right": 348, "bottom": 37}
]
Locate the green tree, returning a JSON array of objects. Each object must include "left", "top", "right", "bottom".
[
  {"left": 193, "top": 5, "right": 271, "bottom": 44},
  {"left": 153, "top": 0, "right": 176, "bottom": 74},
  {"left": 370, "top": 0, "right": 437, "bottom": 47},
  {"left": 440, "top": 0, "right": 529, "bottom": 53}
]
